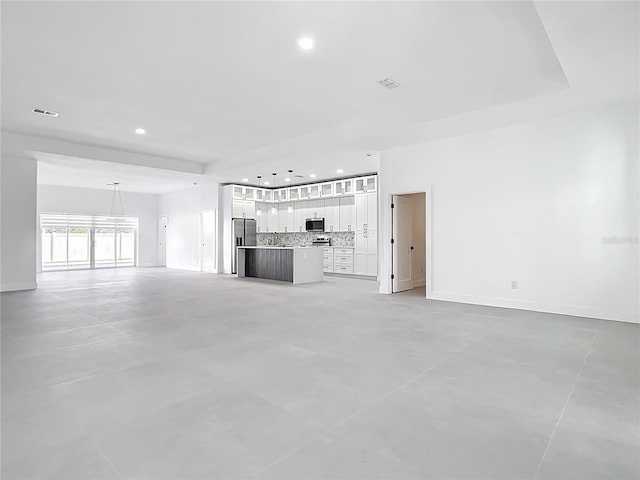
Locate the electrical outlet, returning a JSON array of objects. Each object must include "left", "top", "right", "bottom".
[{"left": 511, "top": 281, "right": 519, "bottom": 290}]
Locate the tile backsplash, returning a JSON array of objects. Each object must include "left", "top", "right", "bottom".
[{"left": 257, "top": 231, "right": 355, "bottom": 247}]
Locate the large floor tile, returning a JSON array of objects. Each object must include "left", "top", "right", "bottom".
[
  {"left": 255, "top": 432, "right": 418, "bottom": 479},
  {"left": 536, "top": 425, "right": 640, "bottom": 479},
  {"left": 91, "top": 387, "right": 321, "bottom": 479},
  {"left": 2, "top": 268, "right": 638, "bottom": 479},
  {"left": 334, "top": 381, "right": 554, "bottom": 479}
]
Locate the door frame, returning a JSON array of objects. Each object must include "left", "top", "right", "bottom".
[
  {"left": 391, "top": 194, "right": 415, "bottom": 293},
  {"left": 200, "top": 209, "right": 217, "bottom": 273},
  {"left": 158, "top": 215, "right": 168, "bottom": 267},
  {"left": 388, "top": 188, "right": 433, "bottom": 298}
]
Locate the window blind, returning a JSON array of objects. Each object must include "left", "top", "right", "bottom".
[{"left": 40, "top": 214, "right": 138, "bottom": 230}]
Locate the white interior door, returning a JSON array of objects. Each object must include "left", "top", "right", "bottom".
[
  {"left": 392, "top": 195, "right": 413, "bottom": 292},
  {"left": 158, "top": 216, "right": 167, "bottom": 267},
  {"left": 200, "top": 210, "right": 216, "bottom": 272}
]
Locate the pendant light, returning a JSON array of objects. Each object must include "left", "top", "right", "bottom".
[
  {"left": 108, "top": 182, "right": 125, "bottom": 217},
  {"left": 287, "top": 170, "right": 293, "bottom": 213},
  {"left": 271, "top": 173, "right": 277, "bottom": 215},
  {"left": 256, "top": 176, "right": 262, "bottom": 216}
]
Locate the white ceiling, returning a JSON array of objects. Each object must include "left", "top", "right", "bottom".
[
  {"left": 1, "top": 1, "right": 637, "bottom": 192},
  {"left": 36, "top": 153, "right": 214, "bottom": 195}
]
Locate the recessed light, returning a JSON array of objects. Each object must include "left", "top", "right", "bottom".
[
  {"left": 336, "top": 169, "right": 344, "bottom": 174},
  {"left": 298, "top": 37, "right": 314, "bottom": 50},
  {"left": 135, "top": 128, "right": 146, "bottom": 135},
  {"left": 285, "top": 177, "right": 291, "bottom": 182},
  {"left": 264, "top": 181, "right": 270, "bottom": 185},
  {"left": 242, "top": 178, "right": 249, "bottom": 182},
  {"left": 309, "top": 173, "right": 316, "bottom": 178}
]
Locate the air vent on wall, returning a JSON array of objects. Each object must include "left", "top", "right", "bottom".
[
  {"left": 377, "top": 78, "right": 401, "bottom": 89},
  {"left": 32, "top": 108, "right": 59, "bottom": 117}
]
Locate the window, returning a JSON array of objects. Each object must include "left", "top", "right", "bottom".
[{"left": 40, "top": 214, "right": 138, "bottom": 271}]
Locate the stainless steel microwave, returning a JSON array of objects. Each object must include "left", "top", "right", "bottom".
[{"left": 305, "top": 218, "right": 325, "bottom": 232}]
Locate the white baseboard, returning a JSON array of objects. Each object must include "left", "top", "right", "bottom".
[
  {"left": 1, "top": 281, "right": 37, "bottom": 293},
  {"left": 413, "top": 279, "right": 426, "bottom": 288},
  {"left": 428, "top": 290, "right": 639, "bottom": 324}
]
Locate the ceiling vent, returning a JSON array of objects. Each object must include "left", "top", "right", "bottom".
[
  {"left": 377, "top": 78, "right": 401, "bottom": 89},
  {"left": 32, "top": 108, "right": 59, "bottom": 117}
]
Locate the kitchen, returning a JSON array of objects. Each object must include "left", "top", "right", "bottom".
[{"left": 222, "top": 173, "right": 378, "bottom": 284}]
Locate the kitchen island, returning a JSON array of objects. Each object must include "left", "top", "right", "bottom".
[{"left": 236, "top": 246, "right": 324, "bottom": 285}]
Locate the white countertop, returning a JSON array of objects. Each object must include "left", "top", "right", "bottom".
[
  {"left": 238, "top": 245, "right": 354, "bottom": 250},
  {"left": 238, "top": 245, "right": 312, "bottom": 250}
]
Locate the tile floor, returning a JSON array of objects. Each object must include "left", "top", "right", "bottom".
[{"left": 1, "top": 268, "right": 638, "bottom": 479}]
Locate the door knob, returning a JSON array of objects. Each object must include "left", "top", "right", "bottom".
[{"left": 411, "top": 246, "right": 414, "bottom": 250}]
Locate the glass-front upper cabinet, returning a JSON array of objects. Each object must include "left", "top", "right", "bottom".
[
  {"left": 354, "top": 176, "right": 377, "bottom": 194},
  {"left": 244, "top": 187, "right": 256, "bottom": 200},
  {"left": 300, "top": 186, "right": 310, "bottom": 199},
  {"left": 233, "top": 186, "right": 244, "bottom": 199},
  {"left": 275, "top": 188, "right": 288, "bottom": 202},
  {"left": 232, "top": 185, "right": 256, "bottom": 200},
  {"left": 264, "top": 189, "right": 273, "bottom": 202},
  {"left": 255, "top": 189, "right": 265, "bottom": 201},
  {"left": 289, "top": 187, "right": 300, "bottom": 201},
  {"left": 334, "top": 179, "right": 353, "bottom": 196},
  {"left": 309, "top": 184, "right": 320, "bottom": 198},
  {"left": 320, "top": 182, "right": 333, "bottom": 197}
]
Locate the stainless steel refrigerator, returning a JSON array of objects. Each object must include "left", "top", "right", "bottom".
[{"left": 231, "top": 218, "right": 256, "bottom": 274}]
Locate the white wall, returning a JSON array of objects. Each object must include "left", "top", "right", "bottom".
[
  {"left": 158, "top": 183, "right": 218, "bottom": 272},
  {"left": 37, "top": 185, "right": 160, "bottom": 270},
  {"left": 1, "top": 156, "right": 38, "bottom": 291},
  {"left": 379, "top": 102, "right": 639, "bottom": 323}
]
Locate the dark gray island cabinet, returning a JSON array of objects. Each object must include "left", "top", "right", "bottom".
[{"left": 236, "top": 246, "right": 324, "bottom": 285}]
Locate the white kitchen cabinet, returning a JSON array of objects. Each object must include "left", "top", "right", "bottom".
[
  {"left": 339, "top": 196, "right": 355, "bottom": 232},
  {"left": 332, "top": 247, "right": 354, "bottom": 275},
  {"left": 289, "top": 187, "right": 300, "bottom": 201},
  {"left": 232, "top": 199, "right": 255, "bottom": 219},
  {"left": 255, "top": 189, "right": 267, "bottom": 201},
  {"left": 299, "top": 184, "right": 320, "bottom": 200},
  {"left": 320, "top": 182, "right": 333, "bottom": 197},
  {"left": 355, "top": 192, "right": 376, "bottom": 231},
  {"left": 294, "top": 201, "right": 307, "bottom": 233},
  {"left": 334, "top": 179, "right": 353, "bottom": 196},
  {"left": 366, "top": 193, "right": 377, "bottom": 230},
  {"left": 232, "top": 185, "right": 244, "bottom": 199},
  {"left": 233, "top": 186, "right": 257, "bottom": 200},
  {"left": 323, "top": 247, "right": 334, "bottom": 273},
  {"left": 307, "top": 199, "right": 324, "bottom": 220},
  {"left": 324, "top": 198, "right": 339, "bottom": 232},
  {"left": 263, "top": 189, "right": 273, "bottom": 202},
  {"left": 256, "top": 202, "right": 268, "bottom": 232},
  {"left": 277, "top": 203, "right": 295, "bottom": 232},
  {"left": 275, "top": 188, "right": 288, "bottom": 202},
  {"left": 355, "top": 230, "right": 377, "bottom": 276},
  {"left": 354, "top": 176, "right": 377, "bottom": 194}
]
